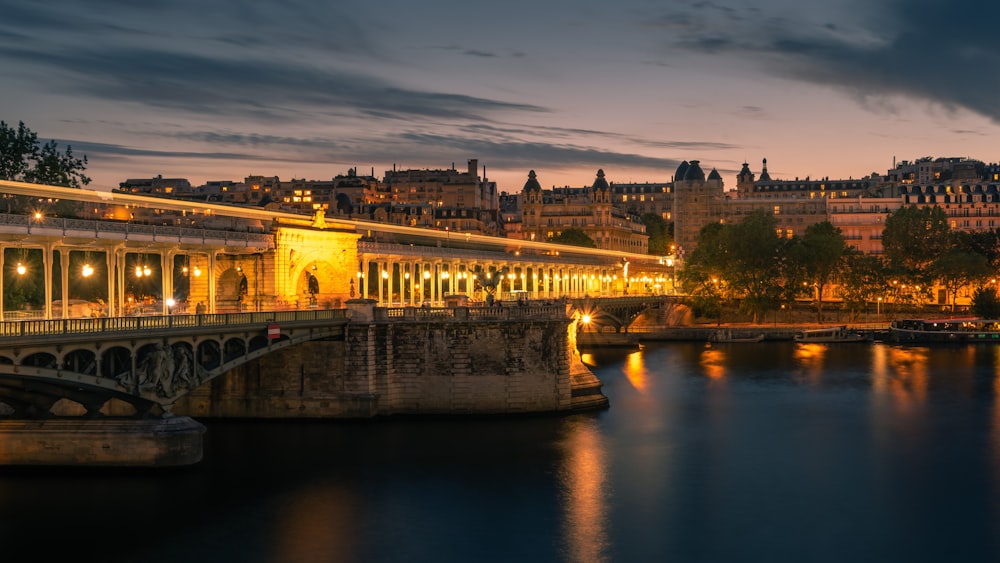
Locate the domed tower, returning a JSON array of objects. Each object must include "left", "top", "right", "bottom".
[
  {"left": 591, "top": 168, "right": 611, "bottom": 203},
  {"left": 520, "top": 170, "right": 545, "bottom": 236},
  {"left": 684, "top": 160, "right": 706, "bottom": 182},
  {"left": 522, "top": 170, "right": 543, "bottom": 204},
  {"left": 674, "top": 161, "right": 690, "bottom": 182},
  {"left": 672, "top": 159, "right": 724, "bottom": 257},
  {"left": 759, "top": 158, "right": 772, "bottom": 182},
  {"left": 737, "top": 162, "right": 755, "bottom": 194}
]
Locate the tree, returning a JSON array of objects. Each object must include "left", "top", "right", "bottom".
[
  {"left": 0, "top": 120, "right": 38, "bottom": 181},
  {"left": 24, "top": 139, "right": 90, "bottom": 188},
  {"left": 679, "top": 222, "right": 729, "bottom": 323},
  {"left": 800, "top": 221, "right": 848, "bottom": 322},
  {"left": 724, "top": 210, "right": 783, "bottom": 323},
  {"left": 640, "top": 213, "right": 673, "bottom": 255},
  {"left": 839, "top": 252, "right": 888, "bottom": 321},
  {"left": 972, "top": 286, "right": 1000, "bottom": 319},
  {"left": 679, "top": 212, "right": 786, "bottom": 323},
  {"left": 547, "top": 228, "right": 596, "bottom": 248},
  {"left": 932, "top": 247, "right": 991, "bottom": 311},
  {"left": 882, "top": 205, "right": 950, "bottom": 288},
  {"left": 0, "top": 121, "right": 91, "bottom": 214}
]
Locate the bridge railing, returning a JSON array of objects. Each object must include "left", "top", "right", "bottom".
[
  {"left": 374, "top": 304, "right": 568, "bottom": 322},
  {"left": 0, "top": 212, "right": 274, "bottom": 247},
  {"left": 0, "top": 309, "right": 348, "bottom": 338}
]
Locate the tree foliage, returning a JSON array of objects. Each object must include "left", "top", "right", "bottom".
[
  {"left": 838, "top": 252, "right": 887, "bottom": 321},
  {"left": 0, "top": 121, "right": 91, "bottom": 216},
  {"left": 681, "top": 211, "right": 783, "bottom": 323},
  {"left": 932, "top": 247, "right": 992, "bottom": 311},
  {"left": 799, "top": 221, "right": 847, "bottom": 322},
  {"left": 972, "top": 286, "right": 1000, "bottom": 319},
  {"left": 547, "top": 228, "right": 596, "bottom": 248},
  {"left": 1, "top": 121, "right": 90, "bottom": 187},
  {"left": 0, "top": 120, "right": 38, "bottom": 181},
  {"left": 640, "top": 213, "right": 673, "bottom": 255},
  {"left": 882, "top": 205, "right": 950, "bottom": 285}
]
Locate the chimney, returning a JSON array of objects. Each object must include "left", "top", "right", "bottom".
[{"left": 468, "top": 159, "right": 478, "bottom": 177}]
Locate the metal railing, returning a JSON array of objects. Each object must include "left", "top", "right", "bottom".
[
  {"left": 375, "top": 303, "right": 568, "bottom": 322},
  {"left": 0, "top": 309, "right": 347, "bottom": 338},
  {"left": 0, "top": 212, "right": 274, "bottom": 247}
]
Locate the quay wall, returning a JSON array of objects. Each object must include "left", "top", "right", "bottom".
[{"left": 173, "top": 307, "right": 607, "bottom": 418}]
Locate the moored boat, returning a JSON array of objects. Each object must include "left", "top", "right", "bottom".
[
  {"left": 795, "top": 325, "right": 869, "bottom": 343},
  {"left": 889, "top": 318, "right": 1000, "bottom": 343},
  {"left": 710, "top": 330, "right": 765, "bottom": 343}
]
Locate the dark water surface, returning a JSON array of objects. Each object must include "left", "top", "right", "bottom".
[{"left": 3, "top": 341, "right": 1000, "bottom": 562}]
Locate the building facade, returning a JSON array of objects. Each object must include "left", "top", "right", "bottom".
[{"left": 520, "top": 169, "right": 648, "bottom": 253}]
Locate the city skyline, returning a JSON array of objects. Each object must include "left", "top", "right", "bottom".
[{"left": 3, "top": 0, "right": 1000, "bottom": 192}]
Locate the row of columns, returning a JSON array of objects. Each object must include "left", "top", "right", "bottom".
[
  {"left": 355, "top": 257, "right": 631, "bottom": 306},
  {"left": 0, "top": 243, "right": 244, "bottom": 321}
]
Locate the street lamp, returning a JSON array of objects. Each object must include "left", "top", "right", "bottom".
[{"left": 877, "top": 297, "right": 882, "bottom": 321}]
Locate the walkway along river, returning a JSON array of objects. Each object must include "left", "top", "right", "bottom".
[{"left": 2, "top": 340, "right": 999, "bottom": 562}]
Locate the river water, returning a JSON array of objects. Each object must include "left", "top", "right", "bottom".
[{"left": 3, "top": 341, "right": 1000, "bottom": 563}]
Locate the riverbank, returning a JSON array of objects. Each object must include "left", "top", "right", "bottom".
[{"left": 577, "top": 322, "right": 891, "bottom": 348}]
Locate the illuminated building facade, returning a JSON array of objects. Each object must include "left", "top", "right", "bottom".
[{"left": 520, "top": 169, "right": 648, "bottom": 253}]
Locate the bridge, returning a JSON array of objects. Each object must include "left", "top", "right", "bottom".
[
  {"left": 0, "top": 296, "right": 667, "bottom": 421},
  {"left": 0, "top": 179, "right": 675, "bottom": 319},
  {"left": 0, "top": 179, "right": 675, "bottom": 466}
]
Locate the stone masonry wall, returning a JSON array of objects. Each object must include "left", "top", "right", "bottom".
[{"left": 173, "top": 317, "right": 607, "bottom": 418}]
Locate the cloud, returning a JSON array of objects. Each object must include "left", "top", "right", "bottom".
[
  {"left": 0, "top": 0, "right": 548, "bottom": 127},
  {"left": 653, "top": 0, "right": 1000, "bottom": 122},
  {"left": 0, "top": 43, "right": 548, "bottom": 123},
  {"left": 395, "top": 132, "right": 679, "bottom": 171}
]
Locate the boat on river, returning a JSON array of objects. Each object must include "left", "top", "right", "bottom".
[
  {"left": 889, "top": 318, "right": 1000, "bottom": 343},
  {"left": 795, "top": 325, "right": 870, "bottom": 343},
  {"left": 709, "top": 330, "right": 765, "bottom": 343}
]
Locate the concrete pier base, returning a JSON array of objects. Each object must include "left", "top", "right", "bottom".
[{"left": 0, "top": 417, "right": 205, "bottom": 467}]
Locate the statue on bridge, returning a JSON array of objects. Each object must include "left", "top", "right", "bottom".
[{"left": 475, "top": 266, "right": 508, "bottom": 307}]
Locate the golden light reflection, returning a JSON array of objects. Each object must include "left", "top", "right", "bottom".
[
  {"left": 623, "top": 350, "right": 647, "bottom": 392},
  {"left": 560, "top": 418, "right": 609, "bottom": 563},
  {"left": 700, "top": 346, "right": 726, "bottom": 380},
  {"left": 871, "top": 345, "right": 929, "bottom": 410},
  {"left": 793, "top": 343, "right": 826, "bottom": 385},
  {"left": 270, "top": 484, "right": 357, "bottom": 562}
]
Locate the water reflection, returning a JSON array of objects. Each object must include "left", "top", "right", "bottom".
[
  {"left": 871, "top": 345, "right": 929, "bottom": 410},
  {"left": 559, "top": 417, "right": 609, "bottom": 563},
  {"left": 699, "top": 346, "right": 726, "bottom": 380},
  {"left": 793, "top": 343, "right": 826, "bottom": 385},
  {"left": 270, "top": 484, "right": 357, "bottom": 562},
  {"left": 623, "top": 350, "right": 648, "bottom": 392}
]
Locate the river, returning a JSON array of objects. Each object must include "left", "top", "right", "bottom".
[{"left": 2, "top": 341, "right": 1000, "bottom": 562}]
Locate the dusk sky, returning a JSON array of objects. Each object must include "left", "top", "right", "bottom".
[{"left": 3, "top": 0, "right": 999, "bottom": 193}]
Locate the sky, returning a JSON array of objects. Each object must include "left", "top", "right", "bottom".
[{"left": 3, "top": 0, "right": 1000, "bottom": 194}]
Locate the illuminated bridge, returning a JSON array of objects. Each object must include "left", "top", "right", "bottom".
[
  {"left": 0, "top": 180, "right": 674, "bottom": 465},
  {"left": 0, "top": 179, "right": 675, "bottom": 320}
]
